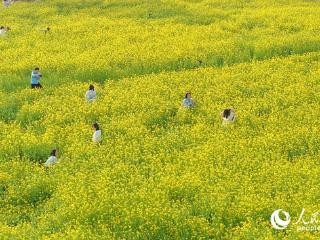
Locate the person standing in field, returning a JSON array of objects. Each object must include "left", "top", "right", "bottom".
[
  {"left": 182, "top": 92, "right": 195, "bottom": 108},
  {"left": 221, "top": 108, "right": 236, "bottom": 126},
  {"left": 31, "top": 67, "right": 43, "bottom": 89},
  {"left": 92, "top": 123, "right": 102, "bottom": 143},
  {"left": 44, "top": 149, "right": 58, "bottom": 167},
  {"left": 85, "top": 84, "right": 97, "bottom": 102}
]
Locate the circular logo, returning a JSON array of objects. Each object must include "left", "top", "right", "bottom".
[{"left": 270, "top": 209, "right": 291, "bottom": 230}]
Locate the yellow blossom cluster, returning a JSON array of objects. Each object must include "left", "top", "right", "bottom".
[{"left": 1, "top": 0, "right": 320, "bottom": 239}]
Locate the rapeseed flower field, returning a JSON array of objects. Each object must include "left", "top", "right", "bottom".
[{"left": 1, "top": 0, "right": 320, "bottom": 239}]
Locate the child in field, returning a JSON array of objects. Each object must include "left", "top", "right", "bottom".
[
  {"left": 31, "top": 67, "right": 43, "bottom": 89},
  {"left": 182, "top": 92, "right": 195, "bottom": 108},
  {"left": 85, "top": 84, "right": 97, "bottom": 102},
  {"left": 221, "top": 108, "right": 236, "bottom": 126},
  {"left": 92, "top": 123, "right": 102, "bottom": 143},
  {"left": 44, "top": 149, "right": 58, "bottom": 167}
]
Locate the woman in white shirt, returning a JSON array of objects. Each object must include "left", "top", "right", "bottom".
[
  {"left": 0, "top": 26, "right": 5, "bottom": 36},
  {"left": 221, "top": 108, "right": 236, "bottom": 126},
  {"left": 3, "top": 0, "right": 11, "bottom": 7},
  {"left": 85, "top": 84, "right": 97, "bottom": 102},
  {"left": 92, "top": 123, "right": 102, "bottom": 143},
  {"left": 44, "top": 149, "right": 58, "bottom": 167},
  {"left": 0, "top": 26, "right": 10, "bottom": 36}
]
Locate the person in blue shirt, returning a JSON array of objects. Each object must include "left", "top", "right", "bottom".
[
  {"left": 182, "top": 92, "right": 195, "bottom": 108},
  {"left": 31, "top": 67, "right": 43, "bottom": 89}
]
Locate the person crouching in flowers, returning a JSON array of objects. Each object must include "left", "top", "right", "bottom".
[
  {"left": 85, "top": 84, "right": 97, "bottom": 102},
  {"left": 92, "top": 123, "right": 102, "bottom": 143},
  {"left": 0, "top": 26, "right": 6, "bottom": 36},
  {"left": 0, "top": 26, "right": 10, "bottom": 36},
  {"left": 221, "top": 108, "right": 236, "bottom": 126},
  {"left": 40, "top": 27, "right": 50, "bottom": 34},
  {"left": 182, "top": 92, "right": 195, "bottom": 108},
  {"left": 3, "top": 0, "right": 12, "bottom": 7},
  {"left": 44, "top": 149, "right": 58, "bottom": 167}
]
